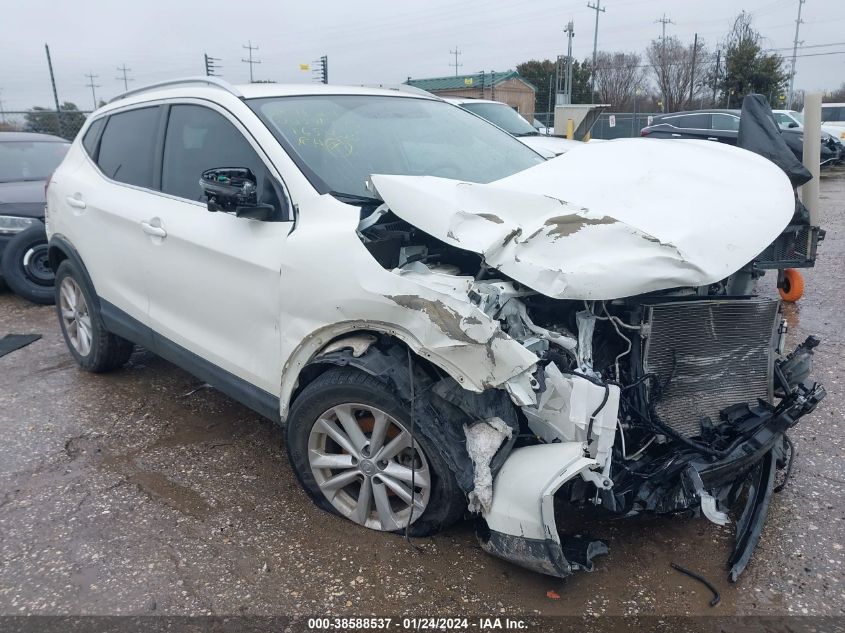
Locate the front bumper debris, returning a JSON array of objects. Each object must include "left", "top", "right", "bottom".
[{"left": 477, "top": 339, "right": 825, "bottom": 580}]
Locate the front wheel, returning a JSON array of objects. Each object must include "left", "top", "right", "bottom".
[
  {"left": 286, "top": 367, "right": 466, "bottom": 536},
  {"left": 1, "top": 224, "right": 55, "bottom": 304}
]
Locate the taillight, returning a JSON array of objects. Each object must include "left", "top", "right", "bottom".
[{"left": 640, "top": 129, "right": 650, "bottom": 137}]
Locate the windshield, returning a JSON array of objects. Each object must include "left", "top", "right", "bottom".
[
  {"left": 248, "top": 95, "right": 544, "bottom": 198},
  {"left": 0, "top": 140, "right": 70, "bottom": 183},
  {"left": 460, "top": 102, "right": 538, "bottom": 136},
  {"left": 791, "top": 112, "right": 804, "bottom": 125}
]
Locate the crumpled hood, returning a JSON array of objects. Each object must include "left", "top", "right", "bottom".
[{"left": 371, "top": 138, "right": 795, "bottom": 300}]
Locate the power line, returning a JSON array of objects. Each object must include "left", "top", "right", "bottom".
[
  {"left": 116, "top": 64, "right": 132, "bottom": 92},
  {"left": 84, "top": 72, "right": 100, "bottom": 110},
  {"left": 449, "top": 46, "right": 462, "bottom": 76},
  {"left": 241, "top": 40, "right": 261, "bottom": 83},
  {"left": 587, "top": 0, "right": 606, "bottom": 103},
  {"left": 787, "top": 0, "right": 805, "bottom": 109}
]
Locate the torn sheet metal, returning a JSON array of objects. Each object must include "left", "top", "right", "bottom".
[
  {"left": 371, "top": 138, "right": 795, "bottom": 300},
  {"left": 464, "top": 417, "right": 513, "bottom": 514},
  {"left": 480, "top": 442, "right": 607, "bottom": 577}
]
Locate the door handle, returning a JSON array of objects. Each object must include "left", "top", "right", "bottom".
[
  {"left": 141, "top": 221, "right": 167, "bottom": 238},
  {"left": 66, "top": 196, "right": 86, "bottom": 209}
]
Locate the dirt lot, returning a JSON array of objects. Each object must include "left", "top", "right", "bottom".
[{"left": 0, "top": 170, "right": 843, "bottom": 620}]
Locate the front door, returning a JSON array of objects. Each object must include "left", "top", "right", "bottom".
[{"left": 144, "top": 102, "right": 293, "bottom": 397}]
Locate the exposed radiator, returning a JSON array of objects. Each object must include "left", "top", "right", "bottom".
[{"left": 642, "top": 298, "right": 780, "bottom": 437}]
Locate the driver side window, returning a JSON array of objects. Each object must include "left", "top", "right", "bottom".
[{"left": 161, "top": 104, "right": 287, "bottom": 219}]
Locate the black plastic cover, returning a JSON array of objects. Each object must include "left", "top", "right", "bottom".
[{"left": 737, "top": 94, "right": 812, "bottom": 188}]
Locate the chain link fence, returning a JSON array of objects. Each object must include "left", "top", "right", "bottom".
[{"left": 0, "top": 109, "right": 92, "bottom": 141}]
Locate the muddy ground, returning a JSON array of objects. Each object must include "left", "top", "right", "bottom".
[{"left": 0, "top": 170, "right": 843, "bottom": 619}]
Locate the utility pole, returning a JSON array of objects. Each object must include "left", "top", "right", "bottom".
[
  {"left": 655, "top": 13, "right": 675, "bottom": 111},
  {"left": 712, "top": 49, "right": 720, "bottom": 106},
  {"left": 0, "top": 89, "right": 5, "bottom": 125},
  {"left": 116, "top": 64, "right": 132, "bottom": 92},
  {"left": 44, "top": 44, "right": 64, "bottom": 138},
  {"left": 241, "top": 40, "right": 261, "bottom": 83},
  {"left": 204, "top": 53, "right": 221, "bottom": 77},
  {"left": 587, "top": 1, "right": 605, "bottom": 103},
  {"left": 787, "top": 0, "right": 805, "bottom": 109},
  {"left": 688, "top": 33, "right": 698, "bottom": 107},
  {"left": 84, "top": 72, "right": 100, "bottom": 110},
  {"left": 449, "top": 46, "right": 462, "bottom": 76},
  {"left": 563, "top": 21, "right": 575, "bottom": 105}
]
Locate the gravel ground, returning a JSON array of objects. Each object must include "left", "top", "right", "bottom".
[{"left": 0, "top": 169, "right": 843, "bottom": 619}]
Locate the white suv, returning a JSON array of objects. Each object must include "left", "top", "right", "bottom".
[{"left": 46, "top": 78, "right": 824, "bottom": 580}]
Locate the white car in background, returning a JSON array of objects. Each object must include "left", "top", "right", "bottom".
[
  {"left": 774, "top": 109, "right": 845, "bottom": 142},
  {"left": 444, "top": 97, "right": 582, "bottom": 156}
]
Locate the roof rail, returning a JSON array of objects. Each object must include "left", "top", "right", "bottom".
[
  {"left": 361, "top": 83, "right": 439, "bottom": 98},
  {"left": 108, "top": 76, "right": 243, "bottom": 104}
]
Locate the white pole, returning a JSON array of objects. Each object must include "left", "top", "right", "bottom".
[{"left": 801, "top": 92, "right": 821, "bottom": 226}]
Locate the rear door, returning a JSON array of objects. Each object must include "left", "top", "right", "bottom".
[
  {"left": 68, "top": 106, "right": 163, "bottom": 323},
  {"left": 144, "top": 102, "right": 292, "bottom": 396}
]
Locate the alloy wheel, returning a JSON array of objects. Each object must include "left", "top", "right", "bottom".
[
  {"left": 307, "top": 403, "right": 431, "bottom": 531},
  {"left": 59, "top": 277, "right": 92, "bottom": 356}
]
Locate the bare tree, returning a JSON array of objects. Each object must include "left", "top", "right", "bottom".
[
  {"left": 591, "top": 51, "right": 648, "bottom": 111},
  {"left": 646, "top": 36, "right": 708, "bottom": 112}
]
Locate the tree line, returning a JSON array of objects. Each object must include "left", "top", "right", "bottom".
[{"left": 518, "top": 11, "right": 805, "bottom": 114}]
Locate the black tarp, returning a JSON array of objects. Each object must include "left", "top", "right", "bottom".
[{"left": 738, "top": 94, "right": 812, "bottom": 224}]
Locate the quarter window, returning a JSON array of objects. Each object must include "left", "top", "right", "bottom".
[
  {"left": 81, "top": 117, "right": 105, "bottom": 158},
  {"left": 711, "top": 113, "right": 740, "bottom": 131},
  {"left": 96, "top": 107, "right": 160, "bottom": 188},
  {"left": 161, "top": 105, "right": 281, "bottom": 214}
]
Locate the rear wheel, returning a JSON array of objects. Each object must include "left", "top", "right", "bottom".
[
  {"left": 286, "top": 367, "right": 466, "bottom": 536},
  {"left": 54, "top": 260, "right": 134, "bottom": 372},
  {"left": 0, "top": 224, "right": 55, "bottom": 304}
]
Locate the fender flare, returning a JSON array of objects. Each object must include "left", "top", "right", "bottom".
[{"left": 48, "top": 234, "right": 100, "bottom": 309}]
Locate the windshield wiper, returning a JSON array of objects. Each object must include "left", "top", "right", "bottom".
[
  {"left": 513, "top": 131, "right": 540, "bottom": 137},
  {"left": 329, "top": 191, "right": 383, "bottom": 206}
]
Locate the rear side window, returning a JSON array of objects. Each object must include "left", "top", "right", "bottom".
[
  {"left": 821, "top": 106, "right": 844, "bottom": 122},
  {"left": 161, "top": 104, "right": 279, "bottom": 209},
  {"left": 660, "top": 113, "right": 710, "bottom": 129},
  {"left": 96, "top": 107, "right": 160, "bottom": 188},
  {"left": 81, "top": 117, "right": 105, "bottom": 158}
]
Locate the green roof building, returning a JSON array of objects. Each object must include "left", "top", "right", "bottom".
[{"left": 405, "top": 70, "right": 537, "bottom": 117}]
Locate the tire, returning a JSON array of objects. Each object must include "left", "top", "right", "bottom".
[
  {"left": 0, "top": 224, "right": 55, "bottom": 304},
  {"left": 54, "top": 259, "right": 134, "bottom": 372},
  {"left": 779, "top": 268, "right": 805, "bottom": 302},
  {"left": 286, "top": 366, "right": 466, "bottom": 537}
]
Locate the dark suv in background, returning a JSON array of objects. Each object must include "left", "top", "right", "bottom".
[
  {"left": 640, "top": 109, "right": 843, "bottom": 167},
  {"left": 0, "top": 132, "right": 69, "bottom": 304}
]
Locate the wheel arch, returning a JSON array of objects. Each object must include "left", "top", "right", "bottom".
[
  {"left": 280, "top": 323, "right": 469, "bottom": 423},
  {"left": 48, "top": 234, "right": 100, "bottom": 307}
]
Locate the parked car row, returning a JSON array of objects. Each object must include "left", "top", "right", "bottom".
[{"left": 639, "top": 108, "right": 844, "bottom": 167}]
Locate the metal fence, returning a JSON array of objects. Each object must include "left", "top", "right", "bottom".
[
  {"left": 524, "top": 111, "right": 662, "bottom": 138},
  {"left": 0, "top": 110, "right": 93, "bottom": 141},
  {"left": 585, "top": 112, "right": 662, "bottom": 139}
]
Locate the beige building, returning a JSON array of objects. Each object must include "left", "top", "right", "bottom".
[{"left": 405, "top": 70, "right": 537, "bottom": 116}]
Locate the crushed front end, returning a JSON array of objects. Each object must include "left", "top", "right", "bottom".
[{"left": 478, "top": 293, "right": 825, "bottom": 580}]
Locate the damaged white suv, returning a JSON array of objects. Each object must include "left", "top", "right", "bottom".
[{"left": 46, "top": 78, "right": 825, "bottom": 581}]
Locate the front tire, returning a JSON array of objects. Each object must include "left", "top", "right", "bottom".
[
  {"left": 1, "top": 224, "right": 55, "bottom": 304},
  {"left": 286, "top": 367, "right": 466, "bottom": 537},
  {"left": 54, "top": 259, "right": 134, "bottom": 372}
]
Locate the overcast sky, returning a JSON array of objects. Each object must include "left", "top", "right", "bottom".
[{"left": 1, "top": 0, "right": 843, "bottom": 112}]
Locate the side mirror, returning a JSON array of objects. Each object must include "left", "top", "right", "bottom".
[
  {"left": 788, "top": 121, "right": 799, "bottom": 128},
  {"left": 199, "top": 167, "right": 275, "bottom": 221}
]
